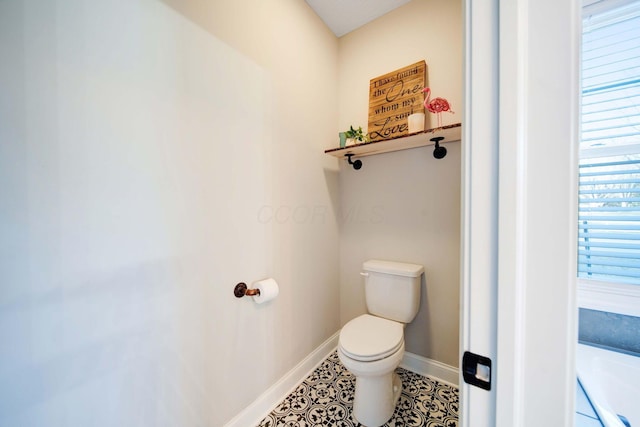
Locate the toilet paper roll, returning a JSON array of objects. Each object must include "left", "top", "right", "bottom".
[{"left": 252, "top": 278, "right": 279, "bottom": 304}]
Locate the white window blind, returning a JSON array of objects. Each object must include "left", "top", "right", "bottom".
[{"left": 579, "top": 1, "right": 640, "bottom": 284}]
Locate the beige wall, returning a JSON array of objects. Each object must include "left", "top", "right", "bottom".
[
  {"left": 0, "top": 0, "right": 340, "bottom": 425},
  {"left": 338, "top": 0, "right": 463, "bottom": 132},
  {"left": 337, "top": 0, "right": 463, "bottom": 367}
]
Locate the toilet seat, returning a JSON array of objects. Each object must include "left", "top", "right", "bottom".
[{"left": 339, "top": 314, "right": 404, "bottom": 362}]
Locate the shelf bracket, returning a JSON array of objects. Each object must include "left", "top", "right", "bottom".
[
  {"left": 346, "top": 154, "right": 362, "bottom": 170},
  {"left": 431, "top": 136, "right": 447, "bottom": 159}
]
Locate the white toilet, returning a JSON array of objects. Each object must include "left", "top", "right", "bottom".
[{"left": 338, "top": 259, "right": 424, "bottom": 427}]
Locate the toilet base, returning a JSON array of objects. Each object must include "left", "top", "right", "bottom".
[
  {"left": 352, "top": 372, "right": 402, "bottom": 427},
  {"left": 338, "top": 340, "right": 405, "bottom": 427}
]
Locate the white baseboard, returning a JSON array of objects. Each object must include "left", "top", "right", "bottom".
[
  {"left": 223, "top": 331, "right": 340, "bottom": 427},
  {"left": 400, "top": 351, "right": 460, "bottom": 387}
]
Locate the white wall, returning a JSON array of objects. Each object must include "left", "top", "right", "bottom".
[
  {"left": 0, "top": 0, "right": 339, "bottom": 425},
  {"left": 337, "top": 0, "right": 463, "bottom": 367}
]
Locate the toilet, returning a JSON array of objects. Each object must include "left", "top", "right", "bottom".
[{"left": 338, "top": 259, "right": 424, "bottom": 427}]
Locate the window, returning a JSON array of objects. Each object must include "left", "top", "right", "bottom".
[{"left": 578, "top": 0, "right": 640, "bottom": 314}]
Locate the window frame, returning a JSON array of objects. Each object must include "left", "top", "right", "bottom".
[
  {"left": 578, "top": 278, "right": 640, "bottom": 316},
  {"left": 578, "top": 0, "right": 640, "bottom": 316}
]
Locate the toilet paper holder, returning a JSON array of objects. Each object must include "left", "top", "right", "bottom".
[{"left": 234, "top": 282, "right": 260, "bottom": 298}]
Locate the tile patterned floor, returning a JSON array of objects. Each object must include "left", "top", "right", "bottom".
[{"left": 257, "top": 351, "right": 459, "bottom": 427}]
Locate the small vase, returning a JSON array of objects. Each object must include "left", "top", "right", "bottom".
[
  {"left": 345, "top": 138, "right": 356, "bottom": 147},
  {"left": 339, "top": 132, "right": 347, "bottom": 148}
]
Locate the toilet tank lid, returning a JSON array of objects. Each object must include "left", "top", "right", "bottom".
[{"left": 363, "top": 260, "right": 424, "bottom": 277}]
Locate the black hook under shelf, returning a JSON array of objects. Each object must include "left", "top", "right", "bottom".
[
  {"left": 431, "top": 137, "right": 447, "bottom": 159},
  {"left": 346, "top": 154, "right": 362, "bottom": 170}
]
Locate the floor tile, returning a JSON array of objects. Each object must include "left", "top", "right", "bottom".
[{"left": 257, "top": 351, "right": 459, "bottom": 427}]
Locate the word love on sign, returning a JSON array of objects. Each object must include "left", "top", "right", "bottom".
[{"left": 368, "top": 61, "right": 426, "bottom": 142}]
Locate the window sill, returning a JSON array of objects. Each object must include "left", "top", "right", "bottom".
[{"left": 578, "top": 279, "right": 640, "bottom": 317}]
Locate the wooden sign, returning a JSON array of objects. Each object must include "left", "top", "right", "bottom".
[{"left": 368, "top": 61, "right": 426, "bottom": 142}]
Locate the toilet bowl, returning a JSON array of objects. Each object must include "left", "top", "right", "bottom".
[
  {"left": 339, "top": 260, "right": 424, "bottom": 427},
  {"left": 338, "top": 314, "right": 405, "bottom": 427}
]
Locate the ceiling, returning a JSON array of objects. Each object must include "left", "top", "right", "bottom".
[{"left": 304, "top": 0, "right": 412, "bottom": 37}]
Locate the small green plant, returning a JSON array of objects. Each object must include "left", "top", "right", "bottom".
[{"left": 344, "top": 126, "right": 370, "bottom": 143}]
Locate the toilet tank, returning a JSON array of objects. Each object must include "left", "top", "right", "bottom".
[{"left": 362, "top": 259, "right": 424, "bottom": 323}]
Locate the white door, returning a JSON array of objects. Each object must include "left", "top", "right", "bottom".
[{"left": 461, "top": 0, "right": 579, "bottom": 425}]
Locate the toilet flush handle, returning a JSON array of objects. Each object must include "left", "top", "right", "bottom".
[{"left": 360, "top": 272, "right": 369, "bottom": 277}]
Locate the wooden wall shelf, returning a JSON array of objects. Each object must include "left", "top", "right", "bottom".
[{"left": 325, "top": 123, "right": 462, "bottom": 159}]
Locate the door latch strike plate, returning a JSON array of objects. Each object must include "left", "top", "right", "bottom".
[{"left": 462, "top": 351, "right": 492, "bottom": 391}]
